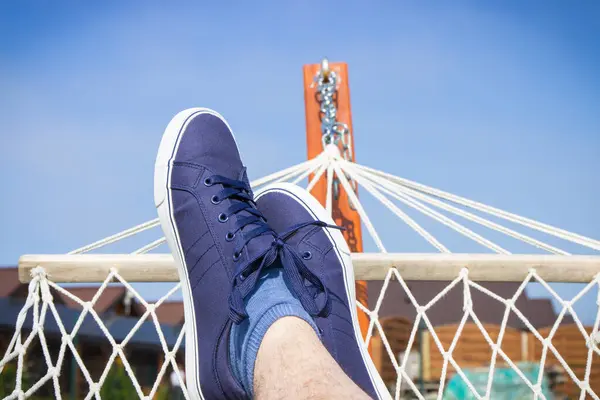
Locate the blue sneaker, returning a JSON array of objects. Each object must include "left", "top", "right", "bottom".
[
  {"left": 155, "top": 108, "right": 273, "bottom": 399},
  {"left": 155, "top": 109, "right": 335, "bottom": 399},
  {"left": 255, "top": 183, "right": 390, "bottom": 399}
]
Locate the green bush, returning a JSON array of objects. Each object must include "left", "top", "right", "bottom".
[
  {"left": 0, "top": 362, "right": 57, "bottom": 399},
  {"left": 155, "top": 384, "right": 170, "bottom": 400},
  {"left": 0, "top": 364, "right": 51, "bottom": 399},
  {"left": 99, "top": 362, "right": 137, "bottom": 400},
  {"left": 0, "top": 363, "right": 17, "bottom": 397}
]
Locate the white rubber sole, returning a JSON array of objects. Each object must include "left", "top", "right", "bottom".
[
  {"left": 154, "top": 107, "right": 237, "bottom": 400},
  {"left": 255, "top": 182, "right": 391, "bottom": 400}
]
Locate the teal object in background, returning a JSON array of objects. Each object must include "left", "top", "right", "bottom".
[{"left": 444, "top": 362, "right": 553, "bottom": 400}]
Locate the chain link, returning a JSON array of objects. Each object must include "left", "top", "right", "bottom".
[
  {"left": 315, "top": 58, "right": 357, "bottom": 206},
  {"left": 315, "top": 59, "right": 354, "bottom": 163}
]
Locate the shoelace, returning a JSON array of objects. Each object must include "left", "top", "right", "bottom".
[
  {"left": 229, "top": 221, "right": 342, "bottom": 324},
  {"left": 206, "top": 172, "right": 273, "bottom": 257},
  {"left": 207, "top": 172, "right": 340, "bottom": 324}
]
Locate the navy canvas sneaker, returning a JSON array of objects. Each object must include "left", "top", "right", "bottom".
[
  {"left": 154, "top": 109, "right": 337, "bottom": 399},
  {"left": 255, "top": 183, "right": 391, "bottom": 400},
  {"left": 155, "top": 108, "right": 275, "bottom": 399}
]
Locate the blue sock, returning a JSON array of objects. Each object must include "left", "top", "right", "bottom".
[{"left": 229, "top": 268, "right": 319, "bottom": 396}]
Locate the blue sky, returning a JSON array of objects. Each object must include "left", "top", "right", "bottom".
[{"left": 1, "top": 2, "right": 599, "bottom": 323}]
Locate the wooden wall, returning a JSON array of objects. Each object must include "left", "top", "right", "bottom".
[
  {"left": 424, "top": 324, "right": 524, "bottom": 382},
  {"left": 531, "top": 325, "right": 600, "bottom": 399},
  {"left": 371, "top": 317, "right": 415, "bottom": 384},
  {"left": 371, "top": 318, "right": 600, "bottom": 398}
]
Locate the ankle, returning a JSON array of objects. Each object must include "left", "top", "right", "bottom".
[
  {"left": 228, "top": 270, "right": 319, "bottom": 396},
  {"left": 253, "top": 317, "right": 372, "bottom": 400},
  {"left": 261, "top": 316, "right": 319, "bottom": 349}
]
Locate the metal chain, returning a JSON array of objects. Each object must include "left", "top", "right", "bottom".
[
  {"left": 315, "top": 58, "right": 357, "bottom": 207},
  {"left": 315, "top": 59, "right": 354, "bottom": 163}
]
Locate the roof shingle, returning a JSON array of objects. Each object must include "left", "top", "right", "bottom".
[
  {"left": 0, "top": 267, "right": 22, "bottom": 297},
  {"left": 57, "top": 286, "right": 127, "bottom": 313},
  {"left": 367, "top": 280, "right": 562, "bottom": 329},
  {"left": 154, "top": 302, "right": 185, "bottom": 326}
]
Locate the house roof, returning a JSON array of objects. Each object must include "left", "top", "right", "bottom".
[
  {"left": 56, "top": 286, "right": 127, "bottom": 313},
  {"left": 0, "top": 268, "right": 175, "bottom": 322},
  {"left": 0, "top": 267, "right": 22, "bottom": 297},
  {"left": 155, "top": 301, "right": 185, "bottom": 326},
  {"left": 520, "top": 298, "right": 574, "bottom": 327},
  {"left": 0, "top": 296, "right": 183, "bottom": 349},
  {"left": 367, "top": 280, "right": 564, "bottom": 329}
]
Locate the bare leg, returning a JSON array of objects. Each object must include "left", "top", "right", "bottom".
[{"left": 253, "top": 317, "right": 372, "bottom": 400}]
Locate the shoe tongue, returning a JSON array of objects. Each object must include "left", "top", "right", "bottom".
[
  {"left": 238, "top": 168, "right": 254, "bottom": 198},
  {"left": 237, "top": 167, "right": 249, "bottom": 185},
  {"left": 233, "top": 166, "right": 269, "bottom": 259}
]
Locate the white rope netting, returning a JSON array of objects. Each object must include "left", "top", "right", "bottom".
[{"left": 2, "top": 147, "right": 600, "bottom": 399}]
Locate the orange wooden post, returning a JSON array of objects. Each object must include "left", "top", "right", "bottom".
[{"left": 302, "top": 61, "right": 370, "bottom": 346}]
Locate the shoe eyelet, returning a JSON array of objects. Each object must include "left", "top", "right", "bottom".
[
  {"left": 203, "top": 177, "right": 213, "bottom": 186},
  {"left": 302, "top": 251, "right": 312, "bottom": 260},
  {"left": 225, "top": 232, "right": 235, "bottom": 241},
  {"left": 211, "top": 195, "right": 221, "bottom": 204},
  {"left": 218, "top": 213, "right": 228, "bottom": 223},
  {"left": 233, "top": 251, "right": 241, "bottom": 261}
]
